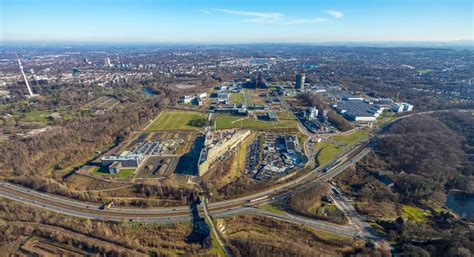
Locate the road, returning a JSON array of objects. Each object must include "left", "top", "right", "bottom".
[
  {"left": 330, "top": 185, "right": 378, "bottom": 240},
  {"left": 0, "top": 141, "right": 372, "bottom": 238},
  {"left": 1, "top": 109, "right": 469, "bottom": 241}
]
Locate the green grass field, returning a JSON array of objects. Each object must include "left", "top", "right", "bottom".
[
  {"left": 14, "top": 109, "right": 77, "bottom": 125},
  {"left": 146, "top": 111, "right": 206, "bottom": 131},
  {"left": 230, "top": 93, "right": 245, "bottom": 104},
  {"left": 14, "top": 110, "right": 51, "bottom": 125},
  {"left": 92, "top": 167, "right": 136, "bottom": 179},
  {"left": 260, "top": 203, "right": 287, "bottom": 215},
  {"left": 277, "top": 111, "right": 296, "bottom": 120},
  {"left": 402, "top": 205, "right": 431, "bottom": 223},
  {"left": 315, "top": 129, "right": 370, "bottom": 166},
  {"left": 214, "top": 115, "right": 298, "bottom": 131},
  {"left": 315, "top": 142, "right": 344, "bottom": 166},
  {"left": 332, "top": 129, "right": 369, "bottom": 147}
]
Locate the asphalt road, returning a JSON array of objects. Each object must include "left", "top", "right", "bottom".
[
  {"left": 2, "top": 109, "right": 469, "bottom": 240},
  {"left": 0, "top": 142, "right": 372, "bottom": 239}
]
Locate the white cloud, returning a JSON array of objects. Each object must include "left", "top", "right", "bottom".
[
  {"left": 203, "top": 8, "right": 327, "bottom": 25},
  {"left": 207, "top": 8, "right": 285, "bottom": 23},
  {"left": 324, "top": 10, "right": 343, "bottom": 19},
  {"left": 284, "top": 18, "right": 326, "bottom": 25},
  {"left": 200, "top": 9, "right": 210, "bottom": 14}
]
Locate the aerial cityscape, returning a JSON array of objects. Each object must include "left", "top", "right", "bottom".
[{"left": 0, "top": 0, "right": 473, "bottom": 256}]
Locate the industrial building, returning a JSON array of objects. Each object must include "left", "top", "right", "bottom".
[
  {"left": 308, "top": 107, "right": 318, "bottom": 120},
  {"left": 104, "top": 57, "right": 112, "bottom": 67},
  {"left": 250, "top": 133, "right": 307, "bottom": 180},
  {"left": 266, "top": 112, "right": 279, "bottom": 121},
  {"left": 333, "top": 99, "right": 384, "bottom": 122},
  {"left": 101, "top": 151, "right": 144, "bottom": 174},
  {"left": 295, "top": 73, "right": 305, "bottom": 89},
  {"left": 198, "top": 130, "right": 251, "bottom": 176},
  {"left": 179, "top": 93, "right": 207, "bottom": 105},
  {"left": 391, "top": 102, "right": 414, "bottom": 113}
]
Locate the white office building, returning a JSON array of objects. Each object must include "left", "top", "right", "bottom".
[
  {"left": 309, "top": 107, "right": 318, "bottom": 120},
  {"left": 391, "top": 102, "right": 414, "bottom": 113}
]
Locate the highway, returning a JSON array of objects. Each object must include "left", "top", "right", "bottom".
[
  {"left": 0, "top": 141, "right": 371, "bottom": 236},
  {"left": 1, "top": 109, "right": 469, "bottom": 242}
]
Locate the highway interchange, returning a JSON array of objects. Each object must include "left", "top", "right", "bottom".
[
  {"left": 0, "top": 141, "right": 373, "bottom": 238},
  {"left": 0, "top": 109, "right": 471, "bottom": 247}
]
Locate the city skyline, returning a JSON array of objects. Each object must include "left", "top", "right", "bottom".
[{"left": 1, "top": 0, "right": 473, "bottom": 43}]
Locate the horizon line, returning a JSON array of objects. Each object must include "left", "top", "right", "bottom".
[{"left": 1, "top": 39, "right": 472, "bottom": 45}]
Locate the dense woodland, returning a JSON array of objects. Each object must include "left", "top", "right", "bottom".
[
  {"left": 376, "top": 111, "right": 473, "bottom": 201},
  {"left": 336, "top": 111, "right": 474, "bottom": 256},
  {"left": 0, "top": 200, "right": 208, "bottom": 256}
]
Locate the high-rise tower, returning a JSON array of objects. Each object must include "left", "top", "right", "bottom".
[
  {"left": 15, "top": 53, "right": 38, "bottom": 98},
  {"left": 295, "top": 73, "right": 305, "bottom": 89}
]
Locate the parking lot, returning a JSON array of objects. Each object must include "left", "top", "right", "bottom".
[
  {"left": 130, "top": 139, "right": 184, "bottom": 156},
  {"left": 135, "top": 156, "right": 178, "bottom": 178}
]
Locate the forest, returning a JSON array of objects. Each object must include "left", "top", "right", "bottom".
[{"left": 335, "top": 110, "right": 474, "bottom": 256}]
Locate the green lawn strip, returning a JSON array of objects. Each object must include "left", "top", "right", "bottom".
[
  {"left": 259, "top": 203, "right": 287, "bottom": 215},
  {"left": 277, "top": 111, "right": 297, "bottom": 120},
  {"left": 378, "top": 115, "right": 397, "bottom": 128},
  {"left": 331, "top": 129, "right": 369, "bottom": 147},
  {"left": 208, "top": 224, "right": 227, "bottom": 257},
  {"left": 297, "top": 132, "right": 309, "bottom": 149},
  {"left": 92, "top": 166, "right": 136, "bottom": 179},
  {"left": 243, "top": 89, "right": 253, "bottom": 106}
]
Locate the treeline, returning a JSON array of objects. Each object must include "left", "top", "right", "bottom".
[
  {"left": 299, "top": 93, "right": 354, "bottom": 132},
  {"left": 1, "top": 224, "right": 143, "bottom": 256},
  {"left": 0, "top": 101, "right": 158, "bottom": 178},
  {"left": 0, "top": 200, "right": 144, "bottom": 253},
  {"left": 8, "top": 176, "right": 192, "bottom": 207},
  {"left": 289, "top": 183, "right": 347, "bottom": 224},
  {"left": 215, "top": 170, "right": 306, "bottom": 200},
  {"left": 0, "top": 200, "right": 207, "bottom": 256},
  {"left": 397, "top": 223, "right": 474, "bottom": 257},
  {"left": 0, "top": 108, "right": 144, "bottom": 177},
  {"left": 8, "top": 177, "right": 99, "bottom": 202},
  {"left": 188, "top": 118, "right": 207, "bottom": 128},
  {"left": 217, "top": 177, "right": 271, "bottom": 199}
]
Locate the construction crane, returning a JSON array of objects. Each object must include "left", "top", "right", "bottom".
[{"left": 15, "top": 52, "right": 38, "bottom": 98}]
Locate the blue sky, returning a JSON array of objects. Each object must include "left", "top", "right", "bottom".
[{"left": 1, "top": 0, "right": 472, "bottom": 43}]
